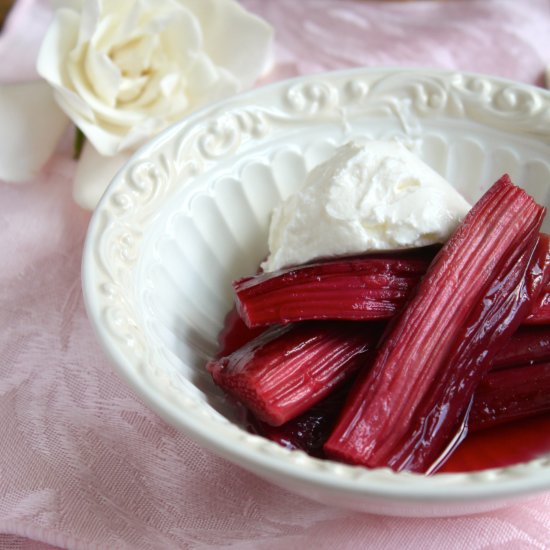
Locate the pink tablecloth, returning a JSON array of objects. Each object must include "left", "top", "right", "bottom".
[{"left": 1, "top": 1, "right": 550, "bottom": 548}]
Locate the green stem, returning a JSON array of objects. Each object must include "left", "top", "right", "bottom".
[{"left": 73, "top": 127, "right": 85, "bottom": 160}]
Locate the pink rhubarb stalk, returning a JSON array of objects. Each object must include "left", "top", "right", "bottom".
[
  {"left": 469, "top": 362, "right": 550, "bottom": 431},
  {"left": 233, "top": 254, "right": 433, "bottom": 327},
  {"left": 250, "top": 360, "right": 550, "bottom": 456},
  {"left": 492, "top": 325, "right": 550, "bottom": 370},
  {"left": 233, "top": 239, "right": 550, "bottom": 328},
  {"left": 207, "top": 322, "right": 381, "bottom": 426}
]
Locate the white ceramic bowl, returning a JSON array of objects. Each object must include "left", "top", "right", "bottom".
[{"left": 82, "top": 68, "right": 550, "bottom": 517}]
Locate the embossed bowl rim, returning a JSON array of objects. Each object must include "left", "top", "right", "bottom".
[{"left": 83, "top": 67, "right": 550, "bottom": 505}]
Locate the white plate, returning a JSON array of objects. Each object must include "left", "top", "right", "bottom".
[{"left": 83, "top": 68, "right": 550, "bottom": 517}]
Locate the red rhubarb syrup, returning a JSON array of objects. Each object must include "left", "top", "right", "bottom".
[
  {"left": 440, "top": 412, "right": 550, "bottom": 473},
  {"left": 217, "top": 307, "right": 265, "bottom": 357},
  {"left": 218, "top": 308, "right": 550, "bottom": 473}
]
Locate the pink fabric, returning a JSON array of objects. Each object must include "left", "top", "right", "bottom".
[{"left": 1, "top": 0, "right": 550, "bottom": 548}]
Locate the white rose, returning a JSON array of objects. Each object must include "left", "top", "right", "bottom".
[
  {"left": 35, "top": 0, "right": 273, "bottom": 208},
  {"left": 38, "top": 0, "right": 273, "bottom": 156}
]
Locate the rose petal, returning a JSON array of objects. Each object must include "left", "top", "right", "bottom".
[
  {"left": 77, "top": 0, "right": 100, "bottom": 47},
  {"left": 149, "top": 4, "right": 202, "bottom": 70},
  {"left": 184, "top": 0, "right": 274, "bottom": 87},
  {"left": 53, "top": 0, "right": 84, "bottom": 12},
  {"left": 36, "top": 8, "right": 80, "bottom": 90},
  {"left": 53, "top": 85, "right": 97, "bottom": 124},
  {"left": 73, "top": 141, "right": 131, "bottom": 209},
  {"left": 109, "top": 34, "right": 156, "bottom": 78},
  {"left": 88, "top": 11, "right": 136, "bottom": 57},
  {"left": 118, "top": 74, "right": 149, "bottom": 103},
  {"left": 66, "top": 57, "right": 145, "bottom": 125},
  {"left": 126, "top": 67, "right": 187, "bottom": 113},
  {"left": 67, "top": 110, "right": 126, "bottom": 156},
  {"left": 159, "top": 73, "right": 180, "bottom": 97},
  {"left": 117, "top": 118, "right": 163, "bottom": 152},
  {"left": 37, "top": 8, "right": 96, "bottom": 122},
  {"left": 0, "top": 81, "right": 69, "bottom": 182},
  {"left": 104, "top": 0, "right": 141, "bottom": 44},
  {"left": 85, "top": 45, "right": 121, "bottom": 106},
  {"left": 186, "top": 53, "right": 240, "bottom": 108}
]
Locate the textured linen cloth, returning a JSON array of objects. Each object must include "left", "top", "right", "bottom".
[{"left": 1, "top": 0, "right": 550, "bottom": 548}]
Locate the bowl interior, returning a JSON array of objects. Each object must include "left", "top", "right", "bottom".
[
  {"left": 84, "top": 68, "right": 550, "bottom": 513},
  {"left": 140, "top": 131, "right": 550, "bottom": 424}
]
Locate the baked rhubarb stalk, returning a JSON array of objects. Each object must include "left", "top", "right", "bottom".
[
  {"left": 492, "top": 325, "right": 550, "bottom": 370},
  {"left": 524, "top": 282, "right": 550, "bottom": 324},
  {"left": 249, "top": 361, "right": 550, "bottom": 456},
  {"left": 324, "top": 175, "right": 546, "bottom": 473},
  {"left": 386, "top": 236, "right": 548, "bottom": 472},
  {"left": 233, "top": 253, "right": 433, "bottom": 327},
  {"left": 234, "top": 239, "right": 550, "bottom": 328},
  {"left": 524, "top": 233, "right": 550, "bottom": 323},
  {"left": 469, "top": 362, "right": 550, "bottom": 431},
  {"left": 207, "top": 322, "right": 382, "bottom": 426},
  {"left": 248, "top": 363, "right": 550, "bottom": 458}
]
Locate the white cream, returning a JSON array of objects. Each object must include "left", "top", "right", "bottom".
[{"left": 262, "top": 141, "right": 471, "bottom": 272}]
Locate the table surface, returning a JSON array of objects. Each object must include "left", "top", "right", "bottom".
[{"left": 1, "top": 1, "right": 550, "bottom": 549}]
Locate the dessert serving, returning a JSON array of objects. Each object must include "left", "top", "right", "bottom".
[
  {"left": 83, "top": 68, "right": 550, "bottom": 515},
  {"left": 208, "top": 141, "right": 550, "bottom": 474}
]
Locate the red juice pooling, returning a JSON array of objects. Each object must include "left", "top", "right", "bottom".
[{"left": 441, "top": 412, "right": 550, "bottom": 473}]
